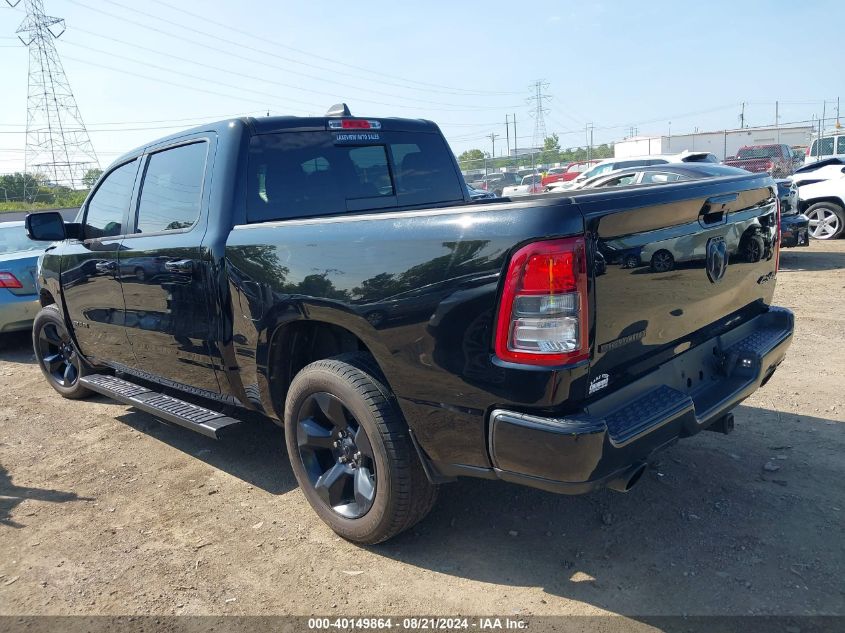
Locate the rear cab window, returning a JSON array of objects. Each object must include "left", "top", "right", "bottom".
[{"left": 247, "top": 129, "right": 465, "bottom": 222}]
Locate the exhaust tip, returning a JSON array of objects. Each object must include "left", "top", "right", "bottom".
[{"left": 607, "top": 463, "right": 647, "bottom": 493}]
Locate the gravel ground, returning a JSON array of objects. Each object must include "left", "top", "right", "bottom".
[{"left": 0, "top": 240, "right": 843, "bottom": 620}]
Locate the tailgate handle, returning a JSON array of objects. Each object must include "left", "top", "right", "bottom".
[{"left": 700, "top": 193, "right": 737, "bottom": 226}]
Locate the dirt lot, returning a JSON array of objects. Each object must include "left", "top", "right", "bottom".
[{"left": 1, "top": 241, "right": 843, "bottom": 620}]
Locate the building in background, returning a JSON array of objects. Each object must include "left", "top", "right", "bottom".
[{"left": 614, "top": 125, "right": 815, "bottom": 161}]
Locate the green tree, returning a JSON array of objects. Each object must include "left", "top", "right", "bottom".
[
  {"left": 540, "top": 134, "right": 561, "bottom": 165},
  {"left": 457, "top": 149, "right": 486, "bottom": 171},
  {"left": 0, "top": 172, "right": 43, "bottom": 204},
  {"left": 82, "top": 168, "right": 103, "bottom": 188}
]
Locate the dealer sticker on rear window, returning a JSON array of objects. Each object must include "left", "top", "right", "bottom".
[{"left": 334, "top": 132, "right": 381, "bottom": 143}]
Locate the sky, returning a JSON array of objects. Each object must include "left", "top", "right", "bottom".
[{"left": 0, "top": 0, "right": 842, "bottom": 175}]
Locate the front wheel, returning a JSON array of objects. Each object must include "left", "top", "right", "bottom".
[
  {"left": 32, "top": 305, "right": 93, "bottom": 399},
  {"left": 806, "top": 202, "right": 845, "bottom": 240},
  {"left": 284, "top": 353, "right": 438, "bottom": 544}
]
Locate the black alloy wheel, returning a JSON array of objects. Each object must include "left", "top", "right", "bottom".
[
  {"left": 295, "top": 391, "right": 377, "bottom": 519},
  {"left": 37, "top": 321, "right": 81, "bottom": 388}
]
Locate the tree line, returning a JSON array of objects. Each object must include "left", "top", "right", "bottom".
[
  {"left": 0, "top": 168, "right": 103, "bottom": 212},
  {"left": 457, "top": 134, "right": 614, "bottom": 172}
]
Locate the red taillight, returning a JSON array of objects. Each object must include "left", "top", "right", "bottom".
[
  {"left": 0, "top": 272, "right": 23, "bottom": 289},
  {"left": 805, "top": 146, "right": 811, "bottom": 156},
  {"left": 494, "top": 237, "right": 589, "bottom": 366}
]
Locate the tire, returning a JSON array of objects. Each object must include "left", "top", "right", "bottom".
[
  {"left": 650, "top": 249, "right": 675, "bottom": 273},
  {"left": 741, "top": 234, "right": 765, "bottom": 263},
  {"left": 32, "top": 305, "right": 93, "bottom": 399},
  {"left": 284, "top": 352, "right": 438, "bottom": 544},
  {"left": 134, "top": 267, "right": 146, "bottom": 282},
  {"left": 805, "top": 202, "right": 845, "bottom": 240}
]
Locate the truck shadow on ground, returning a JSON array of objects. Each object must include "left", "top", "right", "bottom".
[
  {"left": 369, "top": 405, "right": 843, "bottom": 617},
  {"left": 779, "top": 247, "right": 845, "bottom": 272},
  {"left": 0, "top": 464, "right": 94, "bottom": 529},
  {"left": 114, "top": 410, "right": 296, "bottom": 496}
]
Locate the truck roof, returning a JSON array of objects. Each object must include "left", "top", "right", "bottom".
[{"left": 108, "top": 112, "right": 441, "bottom": 170}]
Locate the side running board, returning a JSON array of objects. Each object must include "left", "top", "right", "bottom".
[{"left": 79, "top": 374, "right": 242, "bottom": 439}]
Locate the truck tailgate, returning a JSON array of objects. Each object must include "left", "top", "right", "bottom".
[{"left": 581, "top": 173, "right": 779, "bottom": 395}]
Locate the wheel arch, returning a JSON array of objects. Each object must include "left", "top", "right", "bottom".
[
  {"left": 260, "top": 316, "right": 395, "bottom": 423},
  {"left": 798, "top": 196, "right": 845, "bottom": 214}
]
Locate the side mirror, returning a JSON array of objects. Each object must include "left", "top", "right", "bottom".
[{"left": 25, "top": 211, "right": 66, "bottom": 241}]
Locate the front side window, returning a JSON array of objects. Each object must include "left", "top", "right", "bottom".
[
  {"left": 84, "top": 159, "right": 138, "bottom": 239},
  {"left": 136, "top": 142, "right": 207, "bottom": 234}
]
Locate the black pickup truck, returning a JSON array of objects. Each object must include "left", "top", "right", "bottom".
[{"left": 26, "top": 105, "right": 793, "bottom": 543}]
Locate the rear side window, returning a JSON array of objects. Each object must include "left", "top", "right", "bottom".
[
  {"left": 136, "top": 141, "right": 207, "bottom": 234},
  {"left": 838, "top": 137, "right": 845, "bottom": 154},
  {"left": 247, "top": 131, "right": 463, "bottom": 222},
  {"left": 84, "top": 159, "right": 138, "bottom": 239}
]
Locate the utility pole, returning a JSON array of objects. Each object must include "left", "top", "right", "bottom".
[
  {"left": 512, "top": 113, "right": 517, "bottom": 162},
  {"left": 775, "top": 100, "right": 780, "bottom": 143},
  {"left": 488, "top": 133, "right": 500, "bottom": 159},
  {"left": 837, "top": 97, "right": 841, "bottom": 129},
  {"left": 739, "top": 102, "right": 746, "bottom": 128},
  {"left": 7, "top": 0, "right": 99, "bottom": 194},
  {"left": 505, "top": 115, "right": 510, "bottom": 158}
]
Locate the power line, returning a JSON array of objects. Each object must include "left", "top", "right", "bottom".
[
  {"left": 61, "top": 0, "right": 520, "bottom": 111},
  {"left": 145, "top": 0, "right": 520, "bottom": 98}
]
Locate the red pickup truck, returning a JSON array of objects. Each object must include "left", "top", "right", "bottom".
[{"left": 724, "top": 144, "right": 793, "bottom": 178}]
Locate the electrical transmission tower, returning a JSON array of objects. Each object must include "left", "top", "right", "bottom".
[
  {"left": 7, "top": 0, "right": 98, "bottom": 193},
  {"left": 527, "top": 80, "right": 550, "bottom": 149}
]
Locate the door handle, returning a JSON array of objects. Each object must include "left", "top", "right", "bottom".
[
  {"left": 700, "top": 193, "right": 737, "bottom": 227},
  {"left": 95, "top": 260, "right": 117, "bottom": 273},
  {"left": 164, "top": 259, "right": 194, "bottom": 274}
]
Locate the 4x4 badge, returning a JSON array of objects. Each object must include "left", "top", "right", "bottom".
[{"left": 706, "top": 236, "right": 728, "bottom": 283}]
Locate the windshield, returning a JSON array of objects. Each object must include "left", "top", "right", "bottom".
[
  {"left": 521, "top": 175, "right": 539, "bottom": 185},
  {"left": 737, "top": 146, "right": 779, "bottom": 159},
  {"left": 0, "top": 225, "right": 41, "bottom": 255}
]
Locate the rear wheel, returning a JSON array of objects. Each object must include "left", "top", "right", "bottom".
[
  {"left": 806, "top": 202, "right": 845, "bottom": 240},
  {"left": 650, "top": 249, "right": 675, "bottom": 273},
  {"left": 284, "top": 353, "right": 437, "bottom": 543},
  {"left": 32, "top": 305, "right": 93, "bottom": 399}
]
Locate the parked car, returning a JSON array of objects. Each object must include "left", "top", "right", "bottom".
[
  {"left": 775, "top": 180, "right": 809, "bottom": 248},
  {"left": 0, "top": 220, "right": 47, "bottom": 334},
  {"left": 804, "top": 132, "right": 845, "bottom": 165},
  {"left": 466, "top": 184, "right": 496, "bottom": 200},
  {"left": 560, "top": 151, "right": 719, "bottom": 191},
  {"left": 25, "top": 106, "right": 793, "bottom": 544},
  {"left": 477, "top": 172, "right": 520, "bottom": 196},
  {"left": 723, "top": 144, "right": 794, "bottom": 178},
  {"left": 558, "top": 159, "right": 603, "bottom": 183},
  {"left": 540, "top": 165, "right": 570, "bottom": 187},
  {"left": 792, "top": 161, "right": 845, "bottom": 239},
  {"left": 502, "top": 174, "right": 543, "bottom": 197}
]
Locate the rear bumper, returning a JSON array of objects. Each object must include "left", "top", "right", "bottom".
[
  {"left": 487, "top": 306, "right": 794, "bottom": 494},
  {"left": 0, "top": 291, "right": 39, "bottom": 333}
]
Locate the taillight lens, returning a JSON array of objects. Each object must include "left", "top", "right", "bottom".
[
  {"left": 0, "top": 272, "right": 23, "bottom": 289},
  {"left": 495, "top": 237, "right": 589, "bottom": 366}
]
